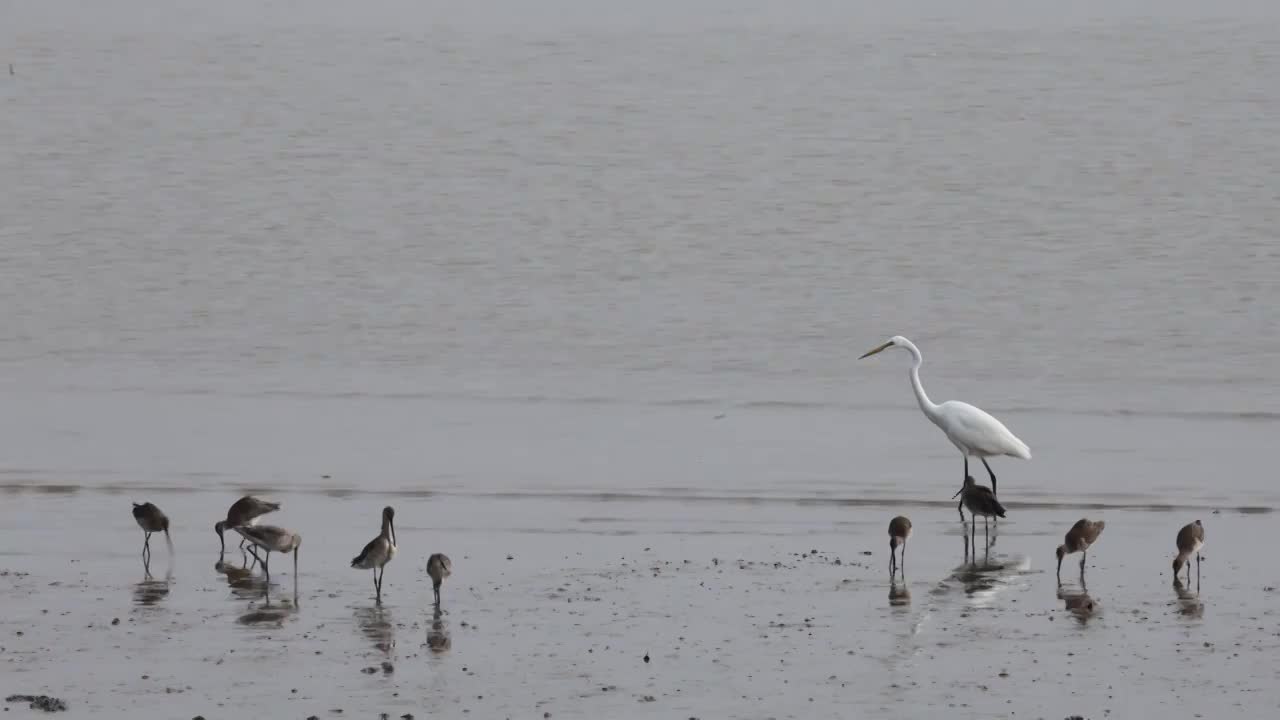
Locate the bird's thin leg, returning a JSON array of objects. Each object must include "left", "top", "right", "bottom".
[
  {"left": 143, "top": 532, "right": 151, "bottom": 556},
  {"left": 958, "top": 456, "right": 968, "bottom": 519},
  {"left": 980, "top": 458, "right": 997, "bottom": 497},
  {"left": 1080, "top": 550, "right": 1087, "bottom": 574},
  {"left": 901, "top": 540, "right": 907, "bottom": 578}
]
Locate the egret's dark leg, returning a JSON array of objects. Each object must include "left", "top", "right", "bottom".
[{"left": 980, "top": 458, "right": 997, "bottom": 496}]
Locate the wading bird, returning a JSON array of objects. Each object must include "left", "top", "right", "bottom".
[
  {"left": 235, "top": 525, "right": 301, "bottom": 584},
  {"left": 214, "top": 496, "right": 281, "bottom": 555},
  {"left": 427, "top": 553, "right": 452, "bottom": 608},
  {"left": 888, "top": 515, "right": 912, "bottom": 578},
  {"left": 132, "top": 502, "right": 173, "bottom": 563},
  {"left": 351, "top": 506, "right": 397, "bottom": 603},
  {"left": 1056, "top": 518, "right": 1105, "bottom": 583},
  {"left": 955, "top": 475, "right": 1005, "bottom": 547},
  {"left": 859, "top": 336, "right": 1030, "bottom": 515},
  {"left": 1173, "top": 520, "right": 1204, "bottom": 584}
]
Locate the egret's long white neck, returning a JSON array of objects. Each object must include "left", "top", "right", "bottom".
[{"left": 898, "top": 338, "right": 940, "bottom": 420}]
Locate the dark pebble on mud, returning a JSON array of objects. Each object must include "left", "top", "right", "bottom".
[
  {"left": 401, "top": 715, "right": 415, "bottom": 720},
  {"left": 5, "top": 695, "right": 68, "bottom": 713},
  {"left": 361, "top": 667, "right": 377, "bottom": 674},
  {"left": 307, "top": 716, "right": 319, "bottom": 720},
  {"left": 381, "top": 661, "right": 395, "bottom": 673},
  {"left": 380, "top": 714, "right": 390, "bottom": 720},
  {"left": 111, "top": 618, "right": 120, "bottom": 626}
]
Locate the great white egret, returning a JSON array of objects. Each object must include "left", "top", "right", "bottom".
[{"left": 859, "top": 336, "right": 1030, "bottom": 514}]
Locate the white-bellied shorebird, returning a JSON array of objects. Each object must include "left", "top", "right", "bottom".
[
  {"left": 888, "top": 515, "right": 912, "bottom": 578},
  {"left": 132, "top": 502, "right": 172, "bottom": 564},
  {"left": 1173, "top": 520, "right": 1204, "bottom": 584},
  {"left": 351, "top": 506, "right": 397, "bottom": 604},
  {"left": 1056, "top": 518, "right": 1105, "bottom": 583},
  {"left": 427, "top": 553, "right": 452, "bottom": 607},
  {"left": 215, "top": 496, "right": 281, "bottom": 555},
  {"left": 235, "top": 524, "right": 301, "bottom": 584},
  {"left": 955, "top": 475, "right": 1005, "bottom": 547},
  {"left": 858, "top": 336, "right": 1030, "bottom": 515}
]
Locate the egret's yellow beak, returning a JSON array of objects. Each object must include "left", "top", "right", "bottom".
[{"left": 859, "top": 341, "right": 893, "bottom": 359}]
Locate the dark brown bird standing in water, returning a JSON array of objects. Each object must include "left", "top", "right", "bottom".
[
  {"left": 1173, "top": 520, "right": 1204, "bottom": 584},
  {"left": 1056, "top": 518, "right": 1106, "bottom": 583},
  {"left": 214, "top": 496, "right": 281, "bottom": 555},
  {"left": 888, "top": 515, "right": 912, "bottom": 578},
  {"left": 427, "top": 553, "right": 452, "bottom": 607},
  {"left": 954, "top": 475, "right": 1005, "bottom": 546},
  {"left": 132, "top": 502, "right": 172, "bottom": 562}
]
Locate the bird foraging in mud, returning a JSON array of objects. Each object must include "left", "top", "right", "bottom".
[
  {"left": 351, "top": 506, "right": 398, "bottom": 603},
  {"left": 132, "top": 502, "right": 172, "bottom": 564},
  {"left": 235, "top": 524, "right": 301, "bottom": 585},
  {"left": 1173, "top": 520, "right": 1204, "bottom": 584},
  {"left": 1056, "top": 518, "right": 1105, "bottom": 583},
  {"left": 214, "top": 495, "right": 281, "bottom": 556},
  {"left": 427, "top": 553, "right": 452, "bottom": 607},
  {"left": 888, "top": 515, "right": 912, "bottom": 578}
]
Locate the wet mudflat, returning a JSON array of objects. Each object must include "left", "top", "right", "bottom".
[{"left": 2, "top": 489, "right": 1276, "bottom": 719}]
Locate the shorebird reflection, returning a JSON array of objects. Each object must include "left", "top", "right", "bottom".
[
  {"left": 355, "top": 605, "right": 395, "bottom": 654},
  {"left": 1172, "top": 578, "right": 1204, "bottom": 619},
  {"left": 134, "top": 570, "right": 172, "bottom": 606},
  {"left": 889, "top": 579, "right": 911, "bottom": 607},
  {"left": 1056, "top": 582, "right": 1097, "bottom": 624},
  {"left": 426, "top": 605, "right": 451, "bottom": 653}
]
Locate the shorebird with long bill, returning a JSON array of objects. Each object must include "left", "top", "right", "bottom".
[
  {"left": 215, "top": 495, "right": 281, "bottom": 556},
  {"left": 351, "top": 506, "right": 397, "bottom": 603},
  {"left": 1056, "top": 518, "right": 1105, "bottom": 583},
  {"left": 132, "top": 502, "right": 173, "bottom": 563}
]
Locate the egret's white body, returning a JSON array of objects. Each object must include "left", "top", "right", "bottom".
[{"left": 860, "top": 336, "right": 1030, "bottom": 508}]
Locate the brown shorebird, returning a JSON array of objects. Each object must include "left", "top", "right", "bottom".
[
  {"left": 1056, "top": 518, "right": 1105, "bottom": 583},
  {"left": 215, "top": 496, "right": 281, "bottom": 555},
  {"left": 1173, "top": 520, "right": 1204, "bottom": 584},
  {"left": 132, "top": 502, "right": 172, "bottom": 563},
  {"left": 888, "top": 515, "right": 912, "bottom": 578},
  {"left": 351, "top": 506, "right": 397, "bottom": 604},
  {"left": 427, "top": 553, "right": 452, "bottom": 607},
  {"left": 235, "top": 524, "right": 301, "bottom": 585},
  {"left": 955, "top": 475, "right": 1005, "bottom": 547}
]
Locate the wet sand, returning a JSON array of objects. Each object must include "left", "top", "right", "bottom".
[{"left": 2, "top": 488, "right": 1276, "bottom": 719}]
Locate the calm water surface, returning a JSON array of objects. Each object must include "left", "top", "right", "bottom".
[{"left": 2, "top": 0, "right": 1278, "bottom": 504}]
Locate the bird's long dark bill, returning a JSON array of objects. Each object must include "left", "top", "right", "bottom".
[
  {"left": 390, "top": 519, "right": 396, "bottom": 547},
  {"left": 859, "top": 341, "right": 893, "bottom": 359},
  {"left": 952, "top": 488, "right": 963, "bottom": 499}
]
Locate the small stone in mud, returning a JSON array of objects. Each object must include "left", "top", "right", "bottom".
[
  {"left": 640, "top": 695, "right": 656, "bottom": 702},
  {"left": 643, "top": 652, "right": 650, "bottom": 663},
  {"left": 111, "top": 618, "right": 119, "bottom": 626},
  {"left": 361, "top": 667, "right": 378, "bottom": 674},
  {"left": 380, "top": 713, "right": 390, "bottom": 720},
  {"left": 401, "top": 715, "right": 414, "bottom": 720},
  {"left": 307, "top": 716, "right": 319, "bottom": 720},
  {"left": 860, "top": 551, "right": 872, "bottom": 556},
  {"left": 381, "top": 661, "right": 395, "bottom": 673}
]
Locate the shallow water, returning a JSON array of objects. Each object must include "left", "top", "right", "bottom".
[{"left": 3, "top": 0, "right": 1280, "bottom": 716}]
